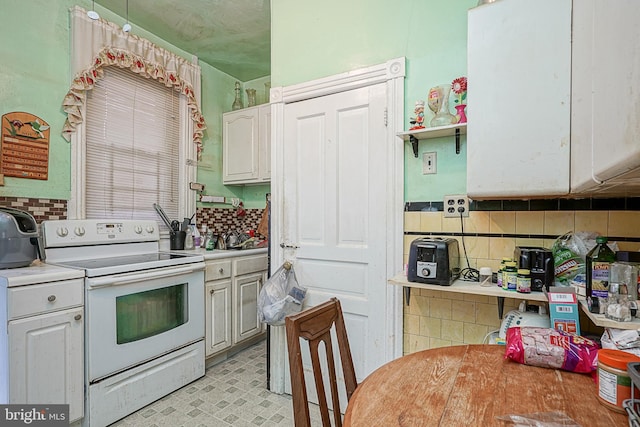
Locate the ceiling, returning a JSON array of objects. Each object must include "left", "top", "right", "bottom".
[{"left": 95, "top": 0, "right": 271, "bottom": 81}]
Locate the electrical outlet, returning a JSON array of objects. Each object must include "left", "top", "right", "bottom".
[
  {"left": 444, "top": 194, "right": 469, "bottom": 218},
  {"left": 422, "top": 152, "right": 437, "bottom": 174}
]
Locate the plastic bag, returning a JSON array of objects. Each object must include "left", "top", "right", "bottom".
[
  {"left": 551, "top": 232, "right": 590, "bottom": 285},
  {"left": 495, "top": 411, "right": 580, "bottom": 426},
  {"left": 258, "top": 263, "right": 307, "bottom": 326},
  {"left": 504, "top": 327, "right": 598, "bottom": 373}
]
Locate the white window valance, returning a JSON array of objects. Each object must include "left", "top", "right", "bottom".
[{"left": 61, "top": 6, "right": 206, "bottom": 157}]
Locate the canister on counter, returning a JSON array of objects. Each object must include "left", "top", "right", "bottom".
[
  {"left": 503, "top": 261, "right": 517, "bottom": 291},
  {"left": 516, "top": 269, "right": 531, "bottom": 293},
  {"left": 497, "top": 257, "right": 511, "bottom": 288},
  {"left": 597, "top": 349, "right": 640, "bottom": 413}
]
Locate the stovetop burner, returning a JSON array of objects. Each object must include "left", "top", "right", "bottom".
[
  {"left": 53, "top": 252, "right": 203, "bottom": 277},
  {"left": 41, "top": 219, "right": 204, "bottom": 277}
]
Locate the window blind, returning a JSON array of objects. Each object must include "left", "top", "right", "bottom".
[{"left": 85, "top": 67, "right": 180, "bottom": 225}]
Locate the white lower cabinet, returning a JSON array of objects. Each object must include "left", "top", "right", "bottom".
[
  {"left": 4, "top": 278, "right": 84, "bottom": 423},
  {"left": 205, "top": 279, "right": 232, "bottom": 356},
  {"left": 233, "top": 271, "right": 265, "bottom": 344},
  {"left": 205, "top": 253, "right": 267, "bottom": 358}
]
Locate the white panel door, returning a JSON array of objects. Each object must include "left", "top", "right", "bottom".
[{"left": 281, "top": 83, "right": 389, "bottom": 408}]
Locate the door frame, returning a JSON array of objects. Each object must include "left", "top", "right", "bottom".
[{"left": 269, "top": 57, "right": 405, "bottom": 391}]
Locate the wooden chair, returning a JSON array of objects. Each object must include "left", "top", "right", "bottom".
[{"left": 285, "top": 297, "right": 358, "bottom": 427}]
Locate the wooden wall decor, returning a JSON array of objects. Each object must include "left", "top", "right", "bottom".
[{"left": 1, "top": 112, "right": 50, "bottom": 180}]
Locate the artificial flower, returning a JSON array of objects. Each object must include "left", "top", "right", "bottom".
[{"left": 451, "top": 76, "right": 467, "bottom": 104}]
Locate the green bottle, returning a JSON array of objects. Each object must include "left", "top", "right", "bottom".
[{"left": 586, "top": 236, "right": 616, "bottom": 299}]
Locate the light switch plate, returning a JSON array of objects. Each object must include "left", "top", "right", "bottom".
[{"left": 423, "top": 152, "right": 437, "bottom": 174}]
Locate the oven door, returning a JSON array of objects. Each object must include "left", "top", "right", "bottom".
[{"left": 85, "top": 263, "right": 205, "bottom": 382}]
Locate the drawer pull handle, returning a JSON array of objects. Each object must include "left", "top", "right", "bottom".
[
  {"left": 74, "top": 314, "right": 82, "bottom": 321},
  {"left": 219, "top": 268, "right": 224, "bottom": 273},
  {"left": 47, "top": 295, "right": 56, "bottom": 302}
]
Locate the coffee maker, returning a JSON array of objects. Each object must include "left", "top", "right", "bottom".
[{"left": 514, "top": 247, "right": 554, "bottom": 292}]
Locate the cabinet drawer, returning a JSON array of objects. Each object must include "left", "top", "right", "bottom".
[
  {"left": 205, "top": 260, "right": 232, "bottom": 281},
  {"left": 234, "top": 255, "right": 268, "bottom": 276},
  {"left": 8, "top": 278, "right": 84, "bottom": 320}
]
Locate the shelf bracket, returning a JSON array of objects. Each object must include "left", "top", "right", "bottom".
[
  {"left": 455, "top": 128, "right": 461, "bottom": 155},
  {"left": 409, "top": 135, "right": 419, "bottom": 158}
]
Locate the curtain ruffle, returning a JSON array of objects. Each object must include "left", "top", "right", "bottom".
[{"left": 62, "top": 6, "right": 206, "bottom": 158}]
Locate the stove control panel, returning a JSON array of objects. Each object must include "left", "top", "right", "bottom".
[
  {"left": 97, "top": 222, "right": 124, "bottom": 235},
  {"left": 42, "top": 219, "right": 159, "bottom": 248}
]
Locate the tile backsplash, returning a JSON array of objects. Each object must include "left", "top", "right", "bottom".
[
  {"left": 402, "top": 198, "right": 640, "bottom": 354},
  {"left": 0, "top": 197, "right": 268, "bottom": 239},
  {"left": 0, "top": 197, "right": 67, "bottom": 222}
]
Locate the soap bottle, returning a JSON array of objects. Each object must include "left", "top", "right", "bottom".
[
  {"left": 184, "top": 227, "right": 194, "bottom": 250},
  {"left": 192, "top": 224, "right": 201, "bottom": 248},
  {"left": 586, "top": 236, "right": 616, "bottom": 300},
  {"left": 205, "top": 229, "right": 215, "bottom": 251}
]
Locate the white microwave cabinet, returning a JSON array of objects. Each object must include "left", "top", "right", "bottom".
[
  {"left": 204, "top": 251, "right": 267, "bottom": 362},
  {"left": 222, "top": 104, "right": 271, "bottom": 185},
  {"left": 467, "top": 0, "right": 640, "bottom": 198}
]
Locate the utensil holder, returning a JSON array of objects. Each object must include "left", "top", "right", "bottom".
[{"left": 169, "top": 231, "right": 186, "bottom": 250}]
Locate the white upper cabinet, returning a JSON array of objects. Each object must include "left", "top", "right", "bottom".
[
  {"left": 467, "top": 0, "right": 572, "bottom": 198},
  {"left": 571, "top": 0, "right": 640, "bottom": 195},
  {"left": 223, "top": 104, "right": 271, "bottom": 185},
  {"left": 467, "top": 0, "right": 640, "bottom": 198}
]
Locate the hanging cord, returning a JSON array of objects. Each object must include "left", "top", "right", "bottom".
[{"left": 459, "top": 211, "right": 479, "bottom": 282}]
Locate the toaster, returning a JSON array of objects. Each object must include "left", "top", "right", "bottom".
[
  {"left": 408, "top": 237, "right": 460, "bottom": 285},
  {"left": 0, "top": 207, "right": 40, "bottom": 268}
]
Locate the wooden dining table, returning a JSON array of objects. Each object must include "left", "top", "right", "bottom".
[{"left": 343, "top": 344, "right": 627, "bottom": 426}]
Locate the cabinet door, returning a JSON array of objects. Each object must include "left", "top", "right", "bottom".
[
  {"left": 205, "top": 279, "right": 232, "bottom": 356},
  {"left": 467, "top": 0, "right": 571, "bottom": 198},
  {"left": 223, "top": 107, "right": 259, "bottom": 183},
  {"left": 8, "top": 307, "right": 84, "bottom": 422},
  {"left": 589, "top": 0, "right": 640, "bottom": 184},
  {"left": 232, "top": 272, "right": 263, "bottom": 344},
  {"left": 259, "top": 104, "right": 271, "bottom": 181}
]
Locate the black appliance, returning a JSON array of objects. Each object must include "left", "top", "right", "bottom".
[
  {"left": 408, "top": 237, "right": 460, "bottom": 285},
  {"left": 514, "top": 246, "right": 554, "bottom": 292}
]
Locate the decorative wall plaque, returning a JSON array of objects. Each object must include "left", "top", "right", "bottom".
[{"left": 1, "top": 111, "right": 50, "bottom": 180}]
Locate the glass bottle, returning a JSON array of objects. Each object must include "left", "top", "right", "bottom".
[
  {"left": 232, "top": 81, "right": 243, "bottom": 110},
  {"left": 264, "top": 82, "right": 271, "bottom": 104},
  {"left": 246, "top": 89, "right": 257, "bottom": 107},
  {"left": 586, "top": 236, "right": 616, "bottom": 299},
  {"left": 205, "top": 229, "right": 215, "bottom": 251},
  {"left": 428, "top": 84, "right": 456, "bottom": 127}
]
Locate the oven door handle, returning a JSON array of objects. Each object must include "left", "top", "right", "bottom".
[{"left": 88, "top": 264, "right": 204, "bottom": 288}]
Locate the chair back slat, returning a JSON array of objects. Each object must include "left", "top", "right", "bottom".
[{"left": 285, "top": 298, "right": 357, "bottom": 427}]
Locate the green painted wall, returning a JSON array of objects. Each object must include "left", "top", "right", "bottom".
[
  {"left": 271, "top": 0, "right": 476, "bottom": 202},
  {"left": 0, "top": 0, "right": 269, "bottom": 209}
]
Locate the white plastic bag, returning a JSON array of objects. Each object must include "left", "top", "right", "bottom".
[{"left": 258, "top": 263, "right": 307, "bottom": 326}]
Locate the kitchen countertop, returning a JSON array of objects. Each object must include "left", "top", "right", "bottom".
[
  {"left": 175, "top": 247, "right": 268, "bottom": 261},
  {"left": 389, "top": 272, "right": 548, "bottom": 302},
  {"left": 0, "top": 260, "right": 85, "bottom": 287}
]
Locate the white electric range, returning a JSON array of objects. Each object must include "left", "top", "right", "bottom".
[{"left": 42, "top": 219, "right": 206, "bottom": 427}]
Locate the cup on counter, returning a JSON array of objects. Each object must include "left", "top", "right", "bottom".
[
  {"left": 479, "top": 267, "right": 492, "bottom": 287},
  {"left": 169, "top": 230, "right": 186, "bottom": 250}
]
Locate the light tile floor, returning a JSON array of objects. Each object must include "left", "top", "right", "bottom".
[{"left": 111, "top": 340, "right": 324, "bottom": 426}]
